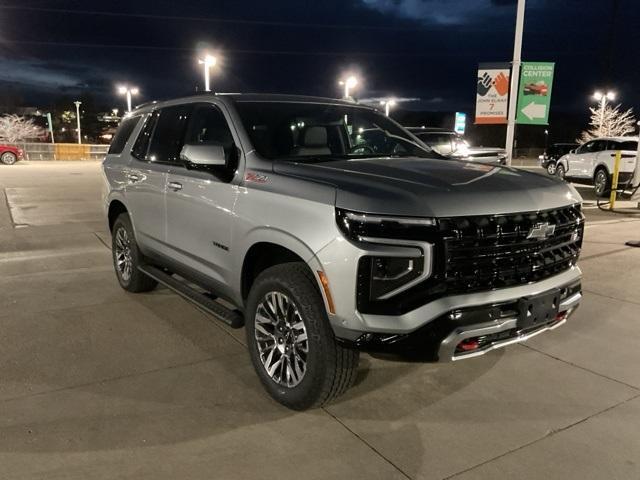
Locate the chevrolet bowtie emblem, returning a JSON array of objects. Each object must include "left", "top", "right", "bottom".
[{"left": 527, "top": 222, "right": 556, "bottom": 240}]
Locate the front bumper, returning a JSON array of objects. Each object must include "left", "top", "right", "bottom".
[{"left": 337, "top": 280, "right": 581, "bottom": 362}]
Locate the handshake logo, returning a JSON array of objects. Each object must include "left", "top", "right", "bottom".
[{"left": 477, "top": 71, "right": 509, "bottom": 97}]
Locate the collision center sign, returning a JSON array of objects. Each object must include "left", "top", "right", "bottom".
[
  {"left": 516, "top": 62, "right": 555, "bottom": 125},
  {"left": 475, "top": 63, "right": 510, "bottom": 124}
]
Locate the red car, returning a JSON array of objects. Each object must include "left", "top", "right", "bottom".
[{"left": 0, "top": 145, "right": 25, "bottom": 165}]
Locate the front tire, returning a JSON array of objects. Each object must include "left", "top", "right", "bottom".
[
  {"left": 555, "top": 163, "right": 566, "bottom": 179},
  {"left": 111, "top": 213, "right": 157, "bottom": 292},
  {"left": 246, "top": 263, "right": 359, "bottom": 410},
  {"left": 594, "top": 168, "right": 610, "bottom": 198},
  {"left": 1, "top": 152, "right": 17, "bottom": 165}
]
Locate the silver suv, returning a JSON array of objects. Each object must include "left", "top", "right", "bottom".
[{"left": 103, "top": 94, "right": 584, "bottom": 410}]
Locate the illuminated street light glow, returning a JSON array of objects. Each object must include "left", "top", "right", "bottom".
[
  {"left": 592, "top": 90, "right": 616, "bottom": 134},
  {"left": 339, "top": 75, "right": 358, "bottom": 99},
  {"left": 118, "top": 85, "right": 140, "bottom": 112},
  {"left": 379, "top": 98, "right": 397, "bottom": 116},
  {"left": 198, "top": 54, "right": 217, "bottom": 92}
]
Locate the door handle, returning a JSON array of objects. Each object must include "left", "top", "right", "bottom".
[
  {"left": 167, "top": 181, "right": 183, "bottom": 191},
  {"left": 127, "top": 172, "right": 142, "bottom": 182}
]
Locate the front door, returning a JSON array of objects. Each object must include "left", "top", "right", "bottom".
[{"left": 164, "top": 103, "right": 241, "bottom": 296}]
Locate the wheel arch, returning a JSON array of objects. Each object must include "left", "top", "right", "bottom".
[{"left": 107, "top": 199, "right": 129, "bottom": 232}]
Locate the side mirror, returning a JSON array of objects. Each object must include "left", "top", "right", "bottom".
[
  {"left": 180, "top": 144, "right": 226, "bottom": 167},
  {"left": 570, "top": 149, "right": 576, "bottom": 154}
]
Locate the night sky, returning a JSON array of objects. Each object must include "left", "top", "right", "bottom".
[{"left": 0, "top": 0, "right": 638, "bottom": 117}]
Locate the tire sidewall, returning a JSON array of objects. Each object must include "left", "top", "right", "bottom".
[
  {"left": 594, "top": 169, "right": 609, "bottom": 197},
  {"left": 1, "top": 152, "right": 17, "bottom": 165},
  {"left": 556, "top": 164, "right": 565, "bottom": 179},
  {"left": 546, "top": 162, "right": 556, "bottom": 175},
  {"left": 111, "top": 215, "right": 137, "bottom": 289},
  {"left": 245, "top": 266, "right": 333, "bottom": 409}
]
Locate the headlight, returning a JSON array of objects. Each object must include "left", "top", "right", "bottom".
[
  {"left": 336, "top": 209, "right": 436, "bottom": 302},
  {"left": 336, "top": 208, "right": 435, "bottom": 241}
]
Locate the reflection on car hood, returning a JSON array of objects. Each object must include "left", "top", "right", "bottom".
[{"left": 274, "top": 156, "right": 581, "bottom": 217}]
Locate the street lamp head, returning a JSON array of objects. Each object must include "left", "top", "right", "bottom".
[
  {"left": 345, "top": 75, "right": 358, "bottom": 89},
  {"left": 606, "top": 91, "right": 615, "bottom": 101},
  {"left": 130, "top": 87, "right": 139, "bottom": 95},
  {"left": 593, "top": 91, "right": 603, "bottom": 101},
  {"left": 117, "top": 85, "right": 128, "bottom": 94},
  {"left": 198, "top": 54, "right": 217, "bottom": 67}
]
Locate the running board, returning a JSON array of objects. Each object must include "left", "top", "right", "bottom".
[{"left": 138, "top": 265, "right": 244, "bottom": 329}]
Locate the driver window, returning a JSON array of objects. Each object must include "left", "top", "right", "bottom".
[{"left": 185, "top": 104, "right": 238, "bottom": 169}]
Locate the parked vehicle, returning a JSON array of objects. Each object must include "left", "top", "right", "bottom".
[
  {"left": 103, "top": 94, "right": 584, "bottom": 410},
  {"left": 539, "top": 143, "right": 578, "bottom": 175},
  {"left": 406, "top": 127, "right": 508, "bottom": 165},
  {"left": 0, "top": 144, "right": 25, "bottom": 165},
  {"left": 555, "top": 137, "right": 638, "bottom": 197}
]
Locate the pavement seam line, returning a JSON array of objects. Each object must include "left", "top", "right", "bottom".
[
  {"left": 583, "top": 288, "right": 640, "bottom": 307},
  {"left": 521, "top": 343, "right": 640, "bottom": 391},
  {"left": 1, "top": 187, "right": 18, "bottom": 227},
  {"left": 322, "top": 407, "right": 414, "bottom": 480},
  {"left": 94, "top": 231, "right": 112, "bottom": 250},
  {"left": 0, "top": 353, "right": 247, "bottom": 405},
  {"left": 579, "top": 246, "right": 637, "bottom": 261},
  {"left": 443, "top": 391, "right": 640, "bottom": 479}
]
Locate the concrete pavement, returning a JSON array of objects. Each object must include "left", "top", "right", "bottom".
[{"left": 1, "top": 161, "right": 639, "bottom": 479}]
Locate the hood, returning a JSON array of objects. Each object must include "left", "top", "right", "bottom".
[{"left": 274, "top": 156, "right": 581, "bottom": 217}]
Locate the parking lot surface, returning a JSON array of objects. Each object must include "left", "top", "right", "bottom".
[{"left": 2, "top": 161, "right": 640, "bottom": 479}]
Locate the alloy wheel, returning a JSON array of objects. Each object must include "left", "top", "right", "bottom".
[
  {"left": 547, "top": 163, "right": 556, "bottom": 175},
  {"left": 114, "top": 226, "right": 133, "bottom": 282},
  {"left": 595, "top": 171, "right": 607, "bottom": 196},
  {"left": 1, "top": 152, "right": 17, "bottom": 165},
  {"left": 254, "top": 291, "right": 309, "bottom": 388}
]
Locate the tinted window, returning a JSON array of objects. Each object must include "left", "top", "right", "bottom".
[
  {"left": 132, "top": 112, "right": 158, "bottom": 160},
  {"left": 108, "top": 116, "right": 139, "bottom": 155},
  {"left": 577, "top": 141, "right": 595, "bottom": 154},
  {"left": 184, "top": 103, "right": 238, "bottom": 167},
  {"left": 593, "top": 140, "right": 608, "bottom": 152},
  {"left": 147, "top": 104, "right": 193, "bottom": 164},
  {"left": 617, "top": 140, "right": 638, "bottom": 151}
]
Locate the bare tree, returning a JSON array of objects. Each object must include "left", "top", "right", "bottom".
[
  {"left": 0, "top": 114, "right": 45, "bottom": 144},
  {"left": 578, "top": 104, "right": 636, "bottom": 143}
]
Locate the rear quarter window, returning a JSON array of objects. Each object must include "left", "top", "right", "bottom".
[{"left": 108, "top": 116, "right": 140, "bottom": 155}]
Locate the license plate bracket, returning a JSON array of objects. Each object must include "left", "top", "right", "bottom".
[{"left": 518, "top": 289, "right": 561, "bottom": 330}]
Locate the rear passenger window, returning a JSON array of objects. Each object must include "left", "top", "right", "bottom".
[
  {"left": 147, "top": 105, "right": 193, "bottom": 164},
  {"left": 108, "top": 116, "right": 139, "bottom": 155},
  {"left": 132, "top": 112, "right": 158, "bottom": 161}
]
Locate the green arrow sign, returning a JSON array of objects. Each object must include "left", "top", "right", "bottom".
[{"left": 516, "top": 62, "right": 555, "bottom": 125}]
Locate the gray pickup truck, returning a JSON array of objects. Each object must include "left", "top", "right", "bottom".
[{"left": 103, "top": 94, "right": 584, "bottom": 410}]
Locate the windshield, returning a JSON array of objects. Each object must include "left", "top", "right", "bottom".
[{"left": 234, "top": 101, "right": 432, "bottom": 161}]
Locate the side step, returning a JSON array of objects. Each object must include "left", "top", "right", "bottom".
[{"left": 138, "top": 265, "right": 244, "bottom": 329}]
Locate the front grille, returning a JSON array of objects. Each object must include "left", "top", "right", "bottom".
[{"left": 438, "top": 205, "right": 584, "bottom": 295}]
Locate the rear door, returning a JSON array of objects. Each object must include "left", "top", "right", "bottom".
[
  {"left": 164, "top": 102, "right": 241, "bottom": 296},
  {"left": 124, "top": 111, "right": 169, "bottom": 253}
]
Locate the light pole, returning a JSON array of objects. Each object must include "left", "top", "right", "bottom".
[
  {"left": 339, "top": 75, "right": 358, "bottom": 100},
  {"left": 592, "top": 91, "right": 615, "bottom": 136},
  {"left": 118, "top": 86, "right": 139, "bottom": 113},
  {"left": 74, "top": 101, "right": 82, "bottom": 144},
  {"left": 504, "top": 0, "right": 526, "bottom": 166},
  {"left": 198, "top": 54, "right": 217, "bottom": 92},
  {"left": 380, "top": 99, "right": 396, "bottom": 116}
]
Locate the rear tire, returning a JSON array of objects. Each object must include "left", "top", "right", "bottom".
[
  {"left": 555, "top": 163, "right": 566, "bottom": 179},
  {"left": 111, "top": 213, "right": 158, "bottom": 293},
  {"left": 246, "top": 263, "right": 359, "bottom": 410},
  {"left": 546, "top": 162, "right": 556, "bottom": 175},
  {"left": 1, "top": 152, "right": 17, "bottom": 165},
  {"left": 594, "top": 168, "right": 610, "bottom": 198}
]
